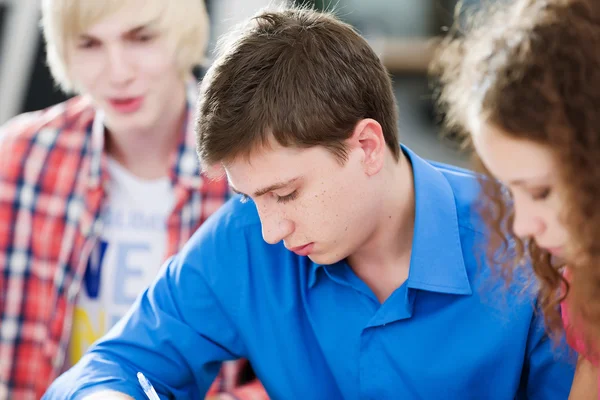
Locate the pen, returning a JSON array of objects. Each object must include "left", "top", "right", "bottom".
[{"left": 137, "top": 371, "right": 160, "bottom": 400}]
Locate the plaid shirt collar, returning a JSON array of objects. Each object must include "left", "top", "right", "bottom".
[{"left": 86, "top": 79, "right": 202, "bottom": 191}]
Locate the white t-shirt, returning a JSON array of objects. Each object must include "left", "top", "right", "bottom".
[{"left": 67, "top": 157, "right": 175, "bottom": 366}]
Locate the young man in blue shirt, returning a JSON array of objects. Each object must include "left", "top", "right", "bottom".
[{"left": 44, "top": 6, "right": 575, "bottom": 399}]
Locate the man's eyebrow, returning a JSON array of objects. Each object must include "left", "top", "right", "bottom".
[
  {"left": 230, "top": 177, "right": 300, "bottom": 198},
  {"left": 78, "top": 20, "right": 158, "bottom": 41},
  {"left": 123, "top": 21, "right": 158, "bottom": 37},
  {"left": 253, "top": 177, "right": 300, "bottom": 197}
]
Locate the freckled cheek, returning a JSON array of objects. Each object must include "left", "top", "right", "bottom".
[
  {"left": 258, "top": 201, "right": 301, "bottom": 227},
  {"left": 256, "top": 202, "right": 272, "bottom": 220},
  {"left": 305, "top": 188, "right": 348, "bottom": 234},
  {"left": 306, "top": 187, "right": 334, "bottom": 216}
]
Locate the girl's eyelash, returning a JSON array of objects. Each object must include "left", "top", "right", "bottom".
[{"left": 531, "top": 188, "right": 551, "bottom": 201}]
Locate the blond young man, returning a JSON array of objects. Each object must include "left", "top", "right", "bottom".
[{"left": 0, "top": 1, "right": 265, "bottom": 398}]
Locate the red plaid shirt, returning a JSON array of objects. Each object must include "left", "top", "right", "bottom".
[{"left": 0, "top": 83, "right": 268, "bottom": 400}]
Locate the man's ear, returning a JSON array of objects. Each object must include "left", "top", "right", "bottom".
[{"left": 349, "top": 118, "right": 386, "bottom": 176}]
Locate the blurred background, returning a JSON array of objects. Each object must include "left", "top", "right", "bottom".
[{"left": 0, "top": 0, "right": 479, "bottom": 167}]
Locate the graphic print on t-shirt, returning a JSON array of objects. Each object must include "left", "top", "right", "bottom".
[{"left": 68, "top": 159, "right": 174, "bottom": 366}]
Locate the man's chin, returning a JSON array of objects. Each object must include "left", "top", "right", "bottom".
[
  {"left": 307, "top": 252, "right": 342, "bottom": 266},
  {"left": 104, "top": 114, "right": 150, "bottom": 135}
]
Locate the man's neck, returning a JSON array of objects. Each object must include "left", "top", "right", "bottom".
[
  {"left": 105, "top": 91, "right": 186, "bottom": 180},
  {"left": 347, "top": 153, "right": 416, "bottom": 303}
]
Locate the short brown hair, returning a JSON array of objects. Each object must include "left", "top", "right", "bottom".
[
  {"left": 195, "top": 6, "right": 399, "bottom": 170},
  {"left": 432, "top": 0, "right": 600, "bottom": 345}
]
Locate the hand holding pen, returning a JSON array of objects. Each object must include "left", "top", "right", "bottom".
[{"left": 137, "top": 372, "right": 160, "bottom": 400}]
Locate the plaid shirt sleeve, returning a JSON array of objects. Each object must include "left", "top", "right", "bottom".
[
  {"left": 0, "top": 110, "right": 68, "bottom": 399},
  {"left": 206, "top": 360, "right": 269, "bottom": 400},
  {"left": 228, "top": 380, "right": 270, "bottom": 400}
]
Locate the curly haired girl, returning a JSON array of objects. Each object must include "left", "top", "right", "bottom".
[{"left": 433, "top": 0, "right": 600, "bottom": 397}]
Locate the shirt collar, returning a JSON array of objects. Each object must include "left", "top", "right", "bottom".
[
  {"left": 402, "top": 145, "right": 471, "bottom": 295},
  {"left": 309, "top": 145, "right": 471, "bottom": 296},
  {"left": 87, "top": 79, "right": 203, "bottom": 190}
]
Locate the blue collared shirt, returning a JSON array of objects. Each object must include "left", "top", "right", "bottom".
[{"left": 45, "top": 147, "right": 575, "bottom": 399}]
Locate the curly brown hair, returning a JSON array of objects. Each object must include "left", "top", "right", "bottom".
[{"left": 431, "top": 0, "right": 600, "bottom": 348}]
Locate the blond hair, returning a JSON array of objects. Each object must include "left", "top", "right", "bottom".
[{"left": 41, "top": 0, "right": 209, "bottom": 92}]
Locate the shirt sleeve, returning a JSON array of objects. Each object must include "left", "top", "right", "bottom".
[
  {"left": 518, "top": 303, "right": 576, "bottom": 400},
  {"left": 43, "top": 235, "right": 248, "bottom": 399}
]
